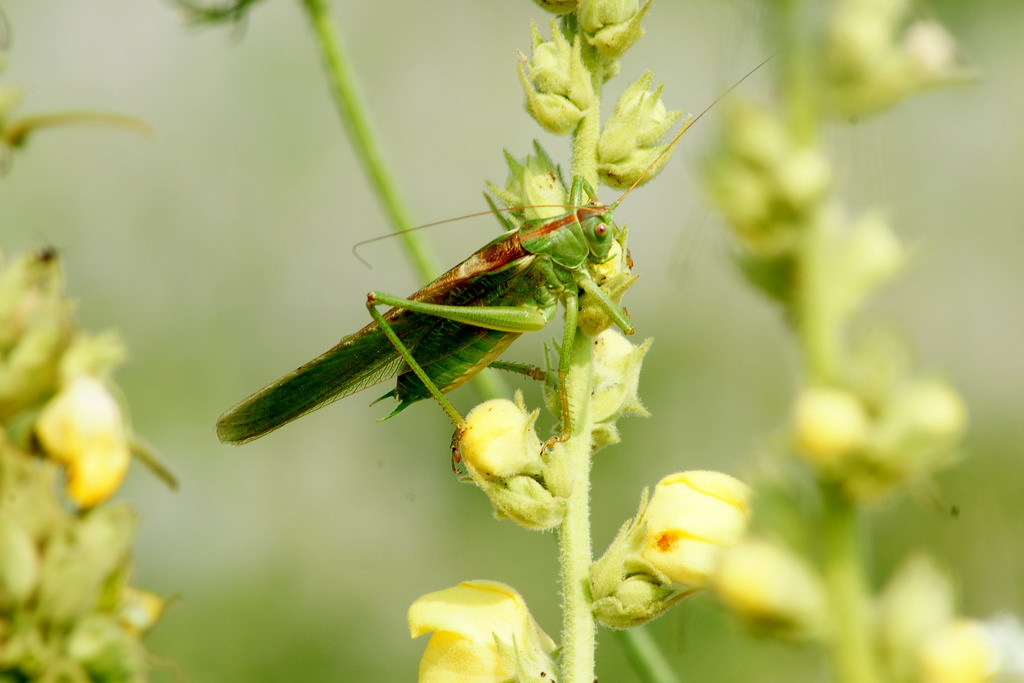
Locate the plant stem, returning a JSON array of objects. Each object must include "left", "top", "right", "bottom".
[
  {"left": 774, "top": 1, "right": 880, "bottom": 680},
  {"left": 820, "top": 482, "right": 881, "bottom": 683},
  {"left": 558, "top": 330, "right": 596, "bottom": 683},
  {"left": 615, "top": 627, "right": 683, "bottom": 683},
  {"left": 298, "top": 0, "right": 507, "bottom": 402},
  {"left": 299, "top": 0, "right": 440, "bottom": 284}
]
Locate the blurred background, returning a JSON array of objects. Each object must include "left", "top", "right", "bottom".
[{"left": 1, "top": 0, "right": 1021, "bottom": 680}]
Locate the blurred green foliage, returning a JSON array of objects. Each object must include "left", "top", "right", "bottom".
[{"left": 1, "top": 0, "right": 1021, "bottom": 680}]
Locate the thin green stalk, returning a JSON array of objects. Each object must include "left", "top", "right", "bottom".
[
  {"left": 615, "top": 627, "right": 683, "bottom": 683},
  {"left": 820, "top": 483, "right": 881, "bottom": 683},
  {"left": 298, "top": 0, "right": 506, "bottom": 402},
  {"left": 558, "top": 330, "right": 596, "bottom": 683},
  {"left": 299, "top": 0, "right": 439, "bottom": 283}
]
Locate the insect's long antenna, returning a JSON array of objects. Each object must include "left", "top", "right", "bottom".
[
  {"left": 351, "top": 204, "right": 580, "bottom": 267},
  {"left": 612, "top": 55, "right": 775, "bottom": 209}
]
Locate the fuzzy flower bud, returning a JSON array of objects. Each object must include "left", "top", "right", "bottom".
[
  {"left": 0, "top": 249, "right": 73, "bottom": 418},
  {"left": 578, "top": 0, "right": 651, "bottom": 59},
  {"left": 0, "top": 516, "right": 40, "bottom": 608},
  {"left": 67, "top": 614, "right": 147, "bottom": 680},
  {"left": 36, "top": 504, "right": 137, "bottom": 624},
  {"left": 825, "top": 0, "right": 963, "bottom": 117},
  {"left": 641, "top": 471, "right": 752, "bottom": 587},
  {"left": 409, "top": 580, "right": 558, "bottom": 683},
  {"left": 591, "top": 471, "right": 751, "bottom": 628},
  {"left": 35, "top": 375, "right": 132, "bottom": 507},
  {"left": 519, "top": 21, "right": 594, "bottom": 136},
  {"left": 793, "top": 386, "right": 870, "bottom": 466},
  {"left": 597, "top": 72, "right": 686, "bottom": 190},
  {"left": 487, "top": 141, "right": 568, "bottom": 225},
  {"left": 704, "top": 102, "right": 831, "bottom": 260},
  {"left": 850, "top": 377, "right": 967, "bottom": 497},
  {"left": 589, "top": 329, "right": 650, "bottom": 424},
  {"left": 457, "top": 396, "right": 566, "bottom": 530},
  {"left": 713, "top": 539, "right": 828, "bottom": 639}
]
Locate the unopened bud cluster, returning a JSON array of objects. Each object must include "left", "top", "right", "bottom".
[
  {"left": 590, "top": 471, "right": 751, "bottom": 627},
  {"left": 0, "top": 249, "right": 166, "bottom": 679},
  {"left": 517, "top": 3, "right": 683, "bottom": 191},
  {"left": 792, "top": 357, "right": 966, "bottom": 499},
  {"left": 877, "top": 556, "right": 1022, "bottom": 682},
  {"left": 704, "top": 102, "right": 831, "bottom": 269},
  {"left": 825, "top": 0, "right": 963, "bottom": 117}
]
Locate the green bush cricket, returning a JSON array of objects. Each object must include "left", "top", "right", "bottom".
[{"left": 216, "top": 63, "right": 767, "bottom": 446}]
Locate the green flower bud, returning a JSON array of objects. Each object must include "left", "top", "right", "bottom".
[
  {"left": 592, "top": 574, "right": 687, "bottom": 629},
  {"left": 409, "top": 580, "right": 558, "bottom": 682},
  {"left": 857, "top": 377, "right": 966, "bottom": 490},
  {"left": 578, "top": 0, "right": 651, "bottom": 59},
  {"left": 713, "top": 539, "right": 828, "bottom": 639},
  {"left": 704, "top": 102, "right": 830, "bottom": 259},
  {"left": 0, "top": 250, "right": 73, "bottom": 418},
  {"left": 487, "top": 141, "right": 568, "bottom": 226},
  {"left": 597, "top": 72, "right": 686, "bottom": 190},
  {"left": 36, "top": 505, "right": 137, "bottom": 624},
  {"left": 532, "top": 0, "right": 577, "bottom": 14},
  {"left": 67, "top": 615, "right": 146, "bottom": 680},
  {"left": 519, "top": 21, "right": 594, "bottom": 136},
  {"left": 825, "top": 0, "right": 963, "bottom": 117},
  {"left": 456, "top": 396, "right": 566, "bottom": 530},
  {"left": 0, "top": 516, "right": 40, "bottom": 607}
]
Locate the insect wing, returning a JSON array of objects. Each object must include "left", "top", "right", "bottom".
[{"left": 217, "top": 318, "right": 416, "bottom": 444}]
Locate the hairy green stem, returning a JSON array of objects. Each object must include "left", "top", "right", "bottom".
[
  {"left": 821, "top": 483, "right": 881, "bottom": 683},
  {"left": 299, "top": 0, "right": 439, "bottom": 283},
  {"left": 298, "top": 0, "right": 506, "bottom": 402},
  {"left": 558, "top": 330, "right": 596, "bottom": 683},
  {"left": 615, "top": 627, "right": 683, "bottom": 683}
]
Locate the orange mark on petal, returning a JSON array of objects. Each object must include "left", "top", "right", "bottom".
[{"left": 655, "top": 530, "right": 682, "bottom": 553}]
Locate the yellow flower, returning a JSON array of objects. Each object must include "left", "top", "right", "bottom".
[
  {"left": 713, "top": 539, "right": 827, "bottom": 638},
  {"left": 640, "top": 471, "right": 751, "bottom": 588},
  {"left": 793, "top": 386, "right": 870, "bottom": 465},
  {"left": 35, "top": 375, "right": 131, "bottom": 507},
  {"left": 918, "top": 618, "right": 997, "bottom": 683},
  {"left": 409, "top": 580, "right": 557, "bottom": 682}
]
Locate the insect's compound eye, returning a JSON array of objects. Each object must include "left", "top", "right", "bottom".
[{"left": 594, "top": 222, "right": 608, "bottom": 237}]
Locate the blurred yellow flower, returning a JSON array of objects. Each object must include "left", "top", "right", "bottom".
[
  {"left": 35, "top": 375, "right": 131, "bottom": 507},
  {"left": 918, "top": 618, "right": 996, "bottom": 683},
  {"left": 409, "top": 580, "right": 557, "bottom": 682},
  {"left": 713, "top": 539, "right": 827, "bottom": 637},
  {"left": 793, "top": 386, "right": 870, "bottom": 465}
]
